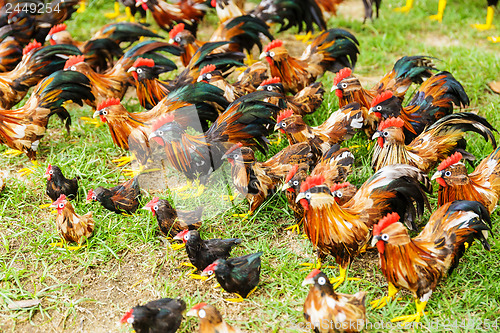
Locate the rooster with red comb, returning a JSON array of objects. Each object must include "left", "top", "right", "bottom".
[
  {"left": 260, "top": 30, "right": 359, "bottom": 94},
  {"left": 371, "top": 201, "right": 491, "bottom": 323},
  {"left": 295, "top": 164, "right": 431, "bottom": 287},
  {"left": 432, "top": 147, "right": 500, "bottom": 212}
]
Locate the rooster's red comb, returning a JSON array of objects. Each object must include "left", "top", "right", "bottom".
[
  {"left": 437, "top": 152, "right": 463, "bottom": 171},
  {"left": 48, "top": 23, "right": 67, "bottom": 35},
  {"left": 97, "top": 98, "right": 121, "bottom": 111},
  {"left": 373, "top": 212, "right": 400, "bottom": 236},
  {"left": 200, "top": 64, "right": 216, "bottom": 76},
  {"left": 371, "top": 91, "right": 394, "bottom": 108},
  {"left": 132, "top": 57, "right": 155, "bottom": 68},
  {"left": 305, "top": 268, "right": 321, "bottom": 280},
  {"left": 53, "top": 194, "right": 67, "bottom": 206},
  {"left": 120, "top": 309, "right": 134, "bottom": 324},
  {"left": 285, "top": 164, "right": 300, "bottom": 183},
  {"left": 145, "top": 197, "right": 160, "bottom": 208},
  {"left": 23, "top": 41, "right": 42, "bottom": 55},
  {"left": 260, "top": 77, "right": 281, "bottom": 86},
  {"left": 276, "top": 109, "right": 294, "bottom": 124},
  {"left": 190, "top": 302, "right": 208, "bottom": 311},
  {"left": 225, "top": 142, "right": 243, "bottom": 155},
  {"left": 169, "top": 23, "right": 185, "bottom": 39},
  {"left": 331, "top": 182, "right": 351, "bottom": 192},
  {"left": 300, "top": 175, "right": 326, "bottom": 193},
  {"left": 264, "top": 40, "right": 283, "bottom": 53},
  {"left": 151, "top": 113, "right": 176, "bottom": 133},
  {"left": 378, "top": 117, "right": 404, "bottom": 131},
  {"left": 333, "top": 68, "right": 352, "bottom": 85},
  {"left": 64, "top": 55, "right": 85, "bottom": 69}
]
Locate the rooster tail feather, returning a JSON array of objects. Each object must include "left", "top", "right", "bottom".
[
  {"left": 223, "top": 15, "right": 274, "bottom": 53},
  {"left": 311, "top": 28, "right": 360, "bottom": 72},
  {"left": 100, "top": 22, "right": 162, "bottom": 44},
  {"left": 118, "top": 40, "right": 181, "bottom": 70},
  {"left": 392, "top": 55, "right": 438, "bottom": 85}
]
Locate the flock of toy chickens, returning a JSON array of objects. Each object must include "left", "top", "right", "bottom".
[{"left": 0, "top": 0, "right": 498, "bottom": 332}]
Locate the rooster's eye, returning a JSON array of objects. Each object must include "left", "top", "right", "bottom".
[
  {"left": 207, "top": 270, "right": 213, "bottom": 275},
  {"left": 137, "top": 68, "right": 143, "bottom": 74},
  {"left": 281, "top": 122, "right": 286, "bottom": 128},
  {"left": 341, "top": 83, "right": 347, "bottom": 89},
  {"left": 157, "top": 131, "right": 163, "bottom": 136},
  {"left": 293, "top": 180, "right": 299, "bottom": 186},
  {"left": 206, "top": 73, "right": 212, "bottom": 79},
  {"left": 102, "top": 110, "right": 108, "bottom": 116},
  {"left": 184, "top": 234, "right": 189, "bottom": 240},
  {"left": 153, "top": 205, "right": 158, "bottom": 211},
  {"left": 336, "top": 192, "right": 343, "bottom": 197},
  {"left": 381, "top": 234, "right": 389, "bottom": 241},
  {"left": 92, "top": 195, "right": 96, "bottom": 200},
  {"left": 175, "top": 36, "right": 181, "bottom": 43},
  {"left": 269, "top": 51, "right": 275, "bottom": 57},
  {"left": 317, "top": 276, "right": 326, "bottom": 285},
  {"left": 383, "top": 131, "right": 389, "bottom": 137},
  {"left": 376, "top": 106, "right": 382, "bottom": 111},
  {"left": 198, "top": 309, "right": 206, "bottom": 318},
  {"left": 58, "top": 203, "right": 64, "bottom": 208},
  {"left": 49, "top": 170, "right": 53, "bottom": 174},
  {"left": 266, "top": 86, "right": 272, "bottom": 91},
  {"left": 305, "top": 193, "right": 311, "bottom": 200},
  {"left": 444, "top": 171, "right": 451, "bottom": 177},
  {"left": 70, "top": 66, "right": 76, "bottom": 71}
]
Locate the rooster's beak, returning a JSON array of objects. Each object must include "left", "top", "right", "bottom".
[
  {"left": 371, "top": 132, "right": 381, "bottom": 140},
  {"left": 259, "top": 52, "right": 267, "bottom": 60},
  {"left": 295, "top": 192, "right": 305, "bottom": 203},
  {"left": 330, "top": 85, "right": 338, "bottom": 92},
  {"left": 147, "top": 132, "right": 157, "bottom": 140},
  {"left": 186, "top": 309, "right": 197, "bottom": 317},
  {"left": 92, "top": 110, "right": 100, "bottom": 118},
  {"left": 127, "top": 67, "right": 136, "bottom": 73},
  {"left": 371, "top": 235, "right": 381, "bottom": 247},
  {"left": 279, "top": 182, "right": 290, "bottom": 192},
  {"left": 431, "top": 171, "right": 441, "bottom": 181},
  {"left": 302, "top": 277, "right": 315, "bottom": 287},
  {"left": 273, "top": 123, "right": 280, "bottom": 131},
  {"left": 168, "top": 39, "right": 174, "bottom": 44},
  {"left": 140, "top": 205, "right": 151, "bottom": 211},
  {"left": 368, "top": 107, "right": 374, "bottom": 114}
]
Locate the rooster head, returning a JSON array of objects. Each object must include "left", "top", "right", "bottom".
[
  {"left": 368, "top": 91, "right": 400, "bottom": 120},
  {"left": 50, "top": 194, "right": 68, "bottom": 214},
  {"left": 431, "top": 152, "right": 465, "bottom": 187},
  {"left": 141, "top": 197, "right": 160, "bottom": 216},
  {"left": 93, "top": 98, "right": 121, "bottom": 123},
  {"left": 260, "top": 40, "right": 286, "bottom": 65},
  {"left": 372, "top": 117, "right": 404, "bottom": 148},
  {"left": 331, "top": 68, "right": 353, "bottom": 98},
  {"left": 371, "top": 212, "right": 400, "bottom": 254}
]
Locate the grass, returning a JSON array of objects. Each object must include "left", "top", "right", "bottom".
[{"left": 1, "top": 0, "right": 499, "bottom": 331}]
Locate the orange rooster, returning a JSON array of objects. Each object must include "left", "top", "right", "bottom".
[
  {"left": 187, "top": 302, "right": 242, "bottom": 332},
  {"left": 0, "top": 70, "right": 94, "bottom": 161},
  {"left": 432, "top": 149, "right": 500, "bottom": 212},
  {"left": 257, "top": 77, "right": 325, "bottom": 116},
  {"left": 295, "top": 164, "right": 431, "bottom": 287},
  {"left": 371, "top": 114, "right": 497, "bottom": 172},
  {"left": 302, "top": 269, "right": 367, "bottom": 333},
  {"left": 63, "top": 40, "right": 178, "bottom": 109},
  {"left": 50, "top": 194, "right": 95, "bottom": 250},
  {"left": 0, "top": 41, "right": 81, "bottom": 109},
  {"left": 168, "top": 17, "right": 273, "bottom": 67},
  {"left": 369, "top": 71, "right": 470, "bottom": 143},
  {"left": 136, "top": 0, "right": 209, "bottom": 33},
  {"left": 332, "top": 56, "right": 436, "bottom": 109},
  {"left": 274, "top": 104, "right": 364, "bottom": 153},
  {"left": 371, "top": 201, "right": 491, "bottom": 323},
  {"left": 0, "top": 37, "right": 23, "bottom": 72},
  {"left": 260, "top": 31, "right": 359, "bottom": 93}
]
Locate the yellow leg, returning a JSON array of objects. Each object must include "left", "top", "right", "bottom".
[
  {"left": 39, "top": 203, "right": 52, "bottom": 208},
  {"left": 329, "top": 266, "right": 360, "bottom": 289},
  {"left": 171, "top": 180, "right": 193, "bottom": 194},
  {"left": 112, "top": 155, "right": 135, "bottom": 167},
  {"left": 370, "top": 282, "right": 400, "bottom": 309},
  {"left": 300, "top": 258, "right": 335, "bottom": 270},
  {"left": 76, "top": 0, "right": 85, "bottom": 13},
  {"left": 3, "top": 149, "right": 24, "bottom": 157},
  {"left": 285, "top": 224, "right": 301, "bottom": 234},
  {"left": 269, "top": 134, "right": 281, "bottom": 145},
  {"left": 121, "top": 165, "right": 162, "bottom": 178},
  {"left": 243, "top": 51, "right": 257, "bottom": 66},
  {"left": 488, "top": 36, "right": 500, "bottom": 43},
  {"left": 222, "top": 194, "right": 238, "bottom": 201},
  {"left": 391, "top": 299, "right": 428, "bottom": 324},
  {"left": 80, "top": 116, "right": 103, "bottom": 128},
  {"left": 394, "top": 0, "right": 414, "bottom": 13},
  {"left": 66, "top": 244, "right": 86, "bottom": 251},
  {"left": 225, "top": 294, "right": 245, "bottom": 302},
  {"left": 105, "top": 2, "right": 120, "bottom": 19},
  {"left": 178, "top": 180, "right": 206, "bottom": 199},
  {"left": 232, "top": 210, "right": 252, "bottom": 219},
  {"left": 117, "top": 6, "right": 135, "bottom": 23},
  {"left": 50, "top": 239, "right": 66, "bottom": 248},
  {"left": 358, "top": 244, "right": 368, "bottom": 254},
  {"left": 429, "top": 0, "right": 446, "bottom": 22},
  {"left": 472, "top": 6, "right": 495, "bottom": 31},
  {"left": 180, "top": 262, "right": 195, "bottom": 268},
  {"left": 294, "top": 31, "right": 317, "bottom": 44},
  {"left": 170, "top": 243, "right": 185, "bottom": 251},
  {"left": 18, "top": 160, "right": 40, "bottom": 176}
]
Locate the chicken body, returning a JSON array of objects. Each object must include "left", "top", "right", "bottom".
[
  {"left": 45, "top": 164, "right": 79, "bottom": 201},
  {"left": 187, "top": 303, "right": 242, "bottom": 333},
  {"left": 51, "top": 195, "right": 94, "bottom": 244},
  {"left": 432, "top": 149, "right": 500, "bottom": 212},
  {"left": 371, "top": 113, "right": 497, "bottom": 172},
  {"left": 372, "top": 200, "right": 492, "bottom": 322},
  {"left": 261, "top": 30, "right": 359, "bottom": 93},
  {"left": 87, "top": 177, "right": 141, "bottom": 214},
  {"left": 303, "top": 269, "right": 366, "bottom": 333}
]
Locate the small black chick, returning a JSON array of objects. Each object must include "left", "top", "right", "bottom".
[
  {"left": 87, "top": 176, "right": 141, "bottom": 214},
  {"left": 120, "top": 297, "right": 186, "bottom": 333},
  {"left": 142, "top": 197, "right": 202, "bottom": 237},
  {"left": 173, "top": 230, "right": 242, "bottom": 271},
  {"left": 202, "top": 252, "right": 263, "bottom": 301},
  {"left": 44, "top": 164, "right": 79, "bottom": 201}
]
